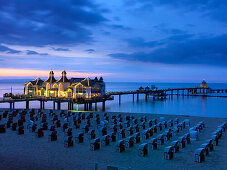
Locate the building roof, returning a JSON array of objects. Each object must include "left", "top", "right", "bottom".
[
  {"left": 45, "top": 70, "right": 56, "bottom": 83},
  {"left": 25, "top": 77, "right": 44, "bottom": 86},
  {"left": 70, "top": 78, "right": 85, "bottom": 83},
  {"left": 57, "top": 70, "right": 70, "bottom": 83}
]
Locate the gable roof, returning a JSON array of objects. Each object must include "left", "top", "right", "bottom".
[{"left": 25, "top": 77, "right": 44, "bottom": 86}]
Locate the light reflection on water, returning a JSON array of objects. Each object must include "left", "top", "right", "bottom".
[{"left": 0, "top": 81, "right": 227, "bottom": 118}]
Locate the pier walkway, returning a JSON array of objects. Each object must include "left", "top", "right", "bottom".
[{"left": 0, "top": 87, "right": 226, "bottom": 111}]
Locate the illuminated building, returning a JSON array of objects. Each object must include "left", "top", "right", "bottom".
[
  {"left": 24, "top": 70, "right": 105, "bottom": 99},
  {"left": 200, "top": 79, "right": 208, "bottom": 88}
]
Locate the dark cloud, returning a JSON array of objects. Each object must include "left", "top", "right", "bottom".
[
  {"left": 26, "top": 50, "right": 48, "bottom": 55},
  {"left": 126, "top": 34, "right": 194, "bottom": 48},
  {"left": 0, "top": 45, "right": 21, "bottom": 54},
  {"left": 126, "top": 38, "right": 164, "bottom": 48},
  {"left": 154, "top": 24, "right": 187, "bottom": 35},
  {"left": 110, "top": 24, "right": 131, "bottom": 30},
  {"left": 109, "top": 34, "right": 227, "bottom": 66},
  {"left": 85, "top": 49, "right": 95, "bottom": 53},
  {"left": 0, "top": 0, "right": 107, "bottom": 46},
  {"left": 52, "top": 48, "right": 71, "bottom": 51}
]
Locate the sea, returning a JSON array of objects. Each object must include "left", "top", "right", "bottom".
[{"left": 0, "top": 80, "right": 227, "bottom": 118}]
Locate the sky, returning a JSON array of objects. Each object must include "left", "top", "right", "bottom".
[{"left": 0, "top": 0, "right": 227, "bottom": 82}]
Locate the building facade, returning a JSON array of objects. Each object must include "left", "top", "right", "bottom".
[{"left": 24, "top": 70, "right": 105, "bottom": 99}]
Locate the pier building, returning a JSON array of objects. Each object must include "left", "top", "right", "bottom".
[{"left": 24, "top": 70, "right": 105, "bottom": 99}]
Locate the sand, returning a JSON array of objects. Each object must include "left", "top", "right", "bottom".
[{"left": 0, "top": 109, "right": 227, "bottom": 170}]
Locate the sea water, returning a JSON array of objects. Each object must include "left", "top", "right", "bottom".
[{"left": 0, "top": 80, "right": 227, "bottom": 118}]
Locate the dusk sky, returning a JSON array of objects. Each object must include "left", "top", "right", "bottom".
[{"left": 0, "top": 0, "right": 227, "bottom": 82}]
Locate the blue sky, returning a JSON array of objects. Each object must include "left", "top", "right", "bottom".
[{"left": 0, "top": 0, "right": 227, "bottom": 82}]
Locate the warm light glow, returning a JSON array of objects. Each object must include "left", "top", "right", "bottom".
[{"left": 0, "top": 68, "right": 110, "bottom": 77}]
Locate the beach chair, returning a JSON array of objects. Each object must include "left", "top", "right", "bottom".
[
  {"left": 116, "top": 140, "right": 125, "bottom": 152},
  {"left": 174, "top": 118, "right": 179, "bottom": 126},
  {"left": 167, "top": 120, "right": 173, "bottom": 127},
  {"left": 62, "top": 123, "right": 68, "bottom": 132},
  {"left": 206, "top": 139, "right": 214, "bottom": 151},
  {"left": 138, "top": 143, "right": 148, "bottom": 157},
  {"left": 119, "top": 129, "right": 126, "bottom": 139},
  {"left": 110, "top": 132, "right": 117, "bottom": 142},
  {"left": 125, "top": 136, "right": 135, "bottom": 148},
  {"left": 90, "top": 138, "right": 100, "bottom": 151},
  {"left": 64, "top": 136, "right": 73, "bottom": 147},
  {"left": 152, "top": 125, "right": 157, "bottom": 133},
  {"left": 30, "top": 124, "right": 37, "bottom": 132},
  {"left": 164, "top": 146, "right": 174, "bottom": 160},
  {"left": 65, "top": 128, "right": 73, "bottom": 136},
  {"left": 83, "top": 125, "right": 89, "bottom": 134},
  {"left": 135, "top": 124, "right": 139, "bottom": 132},
  {"left": 133, "top": 132, "right": 141, "bottom": 143},
  {"left": 3, "top": 111, "right": 8, "bottom": 118},
  {"left": 184, "top": 119, "right": 190, "bottom": 127},
  {"left": 157, "top": 134, "right": 165, "bottom": 145},
  {"left": 143, "top": 129, "right": 150, "bottom": 140},
  {"left": 189, "top": 130, "right": 198, "bottom": 141},
  {"left": 126, "top": 127, "right": 134, "bottom": 136},
  {"left": 88, "top": 130, "right": 96, "bottom": 140},
  {"left": 178, "top": 136, "right": 186, "bottom": 149},
  {"left": 157, "top": 122, "right": 162, "bottom": 132},
  {"left": 49, "top": 125, "right": 55, "bottom": 131},
  {"left": 147, "top": 127, "right": 154, "bottom": 137},
  {"left": 171, "top": 141, "right": 179, "bottom": 153},
  {"left": 148, "top": 138, "right": 157, "bottom": 150},
  {"left": 112, "top": 125, "right": 118, "bottom": 133},
  {"left": 201, "top": 143, "right": 209, "bottom": 156},
  {"left": 164, "top": 129, "right": 172, "bottom": 141},
  {"left": 17, "top": 126, "right": 24, "bottom": 135},
  {"left": 75, "top": 132, "right": 84, "bottom": 143},
  {"left": 184, "top": 133, "right": 191, "bottom": 144},
  {"left": 139, "top": 122, "right": 145, "bottom": 131},
  {"left": 212, "top": 135, "right": 219, "bottom": 146},
  {"left": 195, "top": 148, "right": 206, "bottom": 163},
  {"left": 148, "top": 120, "right": 153, "bottom": 127},
  {"left": 56, "top": 120, "right": 61, "bottom": 128},
  {"left": 134, "top": 118, "right": 138, "bottom": 125},
  {"left": 101, "top": 127, "right": 107, "bottom": 136},
  {"left": 36, "top": 128, "right": 44, "bottom": 138},
  {"left": 49, "top": 131, "right": 57, "bottom": 141},
  {"left": 12, "top": 123, "right": 17, "bottom": 131},
  {"left": 101, "top": 135, "right": 110, "bottom": 146}
]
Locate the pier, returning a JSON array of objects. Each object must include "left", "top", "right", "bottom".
[
  {"left": 1, "top": 87, "right": 227, "bottom": 110},
  {"left": 0, "top": 96, "right": 113, "bottom": 111},
  {"left": 106, "top": 87, "right": 213, "bottom": 104}
]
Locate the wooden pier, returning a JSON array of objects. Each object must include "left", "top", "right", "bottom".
[
  {"left": 106, "top": 87, "right": 226, "bottom": 104},
  {"left": 0, "top": 96, "right": 113, "bottom": 111},
  {"left": 1, "top": 87, "right": 227, "bottom": 110}
]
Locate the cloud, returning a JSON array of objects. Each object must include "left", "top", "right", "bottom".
[
  {"left": 109, "top": 34, "right": 227, "bottom": 66},
  {"left": 26, "top": 50, "right": 48, "bottom": 55},
  {"left": 85, "top": 49, "right": 95, "bottom": 53},
  {"left": 110, "top": 24, "right": 131, "bottom": 30},
  {"left": 0, "top": 45, "right": 21, "bottom": 54},
  {"left": 154, "top": 24, "right": 187, "bottom": 35},
  {"left": 124, "top": 0, "right": 227, "bottom": 22},
  {"left": 52, "top": 47, "right": 71, "bottom": 51},
  {"left": 0, "top": 0, "right": 108, "bottom": 46},
  {"left": 126, "top": 37, "right": 164, "bottom": 48},
  {"left": 126, "top": 33, "right": 194, "bottom": 48}
]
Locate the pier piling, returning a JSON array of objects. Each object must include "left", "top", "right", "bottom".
[
  {"left": 26, "top": 100, "right": 29, "bottom": 109},
  {"left": 102, "top": 101, "right": 105, "bottom": 111}
]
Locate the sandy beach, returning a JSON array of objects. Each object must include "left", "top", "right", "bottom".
[{"left": 0, "top": 109, "right": 226, "bottom": 170}]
